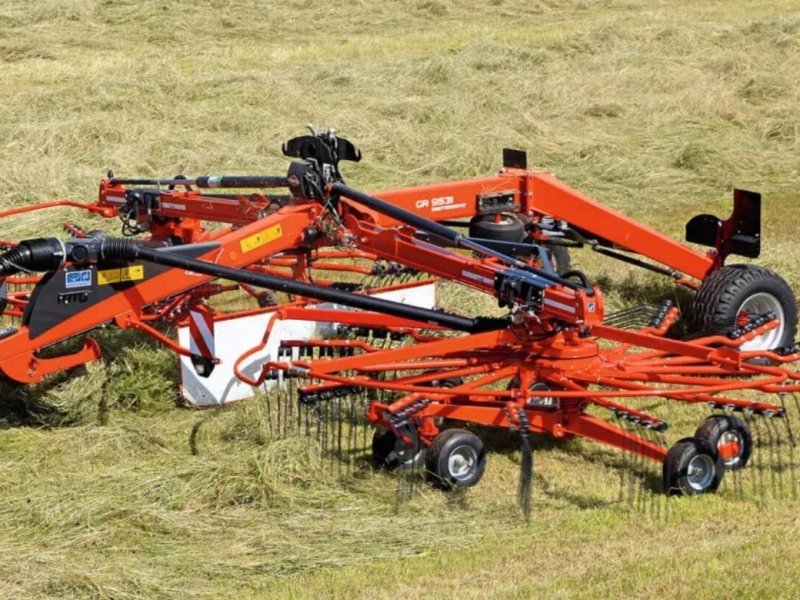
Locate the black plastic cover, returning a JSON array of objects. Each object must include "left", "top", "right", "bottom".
[
  {"left": 502, "top": 148, "right": 527, "bottom": 170},
  {"left": 685, "top": 188, "right": 760, "bottom": 260},
  {"left": 282, "top": 135, "right": 362, "bottom": 165}
]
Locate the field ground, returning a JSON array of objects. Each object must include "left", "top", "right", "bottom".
[{"left": 2, "top": 0, "right": 800, "bottom": 598}]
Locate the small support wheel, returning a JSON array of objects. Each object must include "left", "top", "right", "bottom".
[
  {"left": 425, "top": 428, "right": 486, "bottom": 489},
  {"left": 371, "top": 426, "right": 423, "bottom": 470},
  {"left": 422, "top": 369, "right": 464, "bottom": 389},
  {"left": 545, "top": 244, "right": 571, "bottom": 276},
  {"left": 694, "top": 415, "right": 752, "bottom": 471},
  {"left": 468, "top": 213, "right": 525, "bottom": 243},
  {"left": 663, "top": 437, "right": 724, "bottom": 496},
  {"left": 690, "top": 264, "right": 797, "bottom": 353},
  {"left": 257, "top": 291, "right": 278, "bottom": 308}
]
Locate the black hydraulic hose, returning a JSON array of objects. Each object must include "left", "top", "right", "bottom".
[
  {"left": 100, "top": 238, "right": 502, "bottom": 333},
  {"left": 109, "top": 175, "right": 289, "bottom": 189},
  {"left": 330, "top": 182, "right": 586, "bottom": 293}
]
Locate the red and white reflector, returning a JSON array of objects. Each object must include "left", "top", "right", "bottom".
[{"left": 189, "top": 308, "right": 215, "bottom": 360}]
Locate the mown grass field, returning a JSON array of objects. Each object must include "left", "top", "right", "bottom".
[{"left": 2, "top": 1, "right": 800, "bottom": 598}]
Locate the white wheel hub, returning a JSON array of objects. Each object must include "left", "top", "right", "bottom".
[
  {"left": 447, "top": 444, "right": 477, "bottom": 481},
  {"left": 737, "top": 292, "right": 785, "bottom": 352},
  {"left": 687, "top": 453, "right": 716, "bottom": 491}
]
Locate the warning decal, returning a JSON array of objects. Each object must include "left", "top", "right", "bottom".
[
  {"left": 240, "top": 224, "right": 283, "bottom": 253},
  {"left": 97, "top": 265, "right": 145, "bottom": 285}
]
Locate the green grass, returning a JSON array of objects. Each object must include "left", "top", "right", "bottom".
[{"left": 2, "top": 0, "right": 800, "bottom": 598}]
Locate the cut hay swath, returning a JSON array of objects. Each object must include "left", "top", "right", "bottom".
[{"left": 2, "top": 129, "right": 799, "bottom": 518}]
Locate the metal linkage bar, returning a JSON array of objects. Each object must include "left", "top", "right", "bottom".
[{"left": 100, "top": 238, "right": 502, "bottom": 334}]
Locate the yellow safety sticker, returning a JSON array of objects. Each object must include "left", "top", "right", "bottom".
[
  {"left": 240, "top": 224, "right": 283, "bottom": 253},
  {"left": 97, "top": 265, "right": 145, "bottom": 285}
]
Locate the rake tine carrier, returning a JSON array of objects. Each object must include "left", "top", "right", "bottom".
[{"left": 3, "top": 130, "right": 800, "bottom": 515}]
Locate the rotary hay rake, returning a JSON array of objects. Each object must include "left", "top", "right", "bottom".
[{"left": 1, "top": 130, "right": 799, "bottom": 516}]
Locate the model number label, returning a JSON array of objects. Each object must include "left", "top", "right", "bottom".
[
  {"left": 97, "top": 265, "right": 144, "bottom": 285},
  {"left": 414, "top": 195, "right": 466, "bottom": 213},
  {"left": 240, "top": 224, "right": 283, "bottom": 253},
  {"left": 65, "top": 270, "right": 92, "bottom": 289}
]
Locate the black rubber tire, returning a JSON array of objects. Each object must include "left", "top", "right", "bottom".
[
  {"left": 257, "top": 290, "right": 278, "bottom": 308},
  {"left": 663, "top": 437, "right": 724, "bottom": 496},
  {"left": 690, "top": 264, "right": 797, "bottom": 352},
  {"left": 371, "top": 426, "right": 398, "bottom": 469},
  {"left": 694, "top": 415, "right": 752, "bottom": 471},
  {"left": 506, "top": 379, "right": 558, "bottom": 409},
  {"left": 371, "top": 427, "right": 422, "bottom": 470},
  {"left": 468, "top": 214, "right": 525, "bottom": 243},
  {"left": 421, "top": 369, "right": 464, "bottom": 389},
  {"left": 425, "top": 428, "right": 486, "bottom": 489},
  {"left": 546, "top": 244, "right": 571, "bottom": 276}
]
